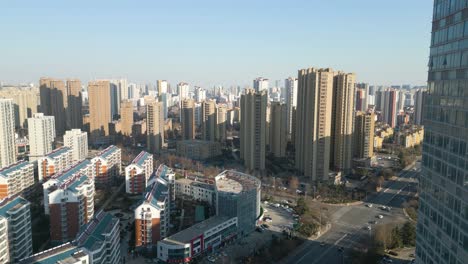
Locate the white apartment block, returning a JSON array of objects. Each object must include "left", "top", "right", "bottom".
[
  {"left": 177, "top": 82, "right": 190, "bottom": 100},
  {"left": 125, "top": 151, "right": 153, "bottom": 194},
  {"left": 64, "top": 129, "right": 89, "bottom": 162},
  {"left": 0, "top": 99, "right": 16, "bottom": 168},
  {"left": 175, "top": 178, "right": 215, "bottom": 205},
  {"left": 0, "top": 161, "right": 34, "bottom": 199},
  {"left": 37, "top": 147, "right": 73, "bottom": 182},
  {"left": 0, "top": 196, "right": 32, "bottom": 263},
  {"left": 20, "top": 244, "right": 90, "bottom": 264},
  {"left": 28, "top": 113, "right": 56, "bottom": 161}
]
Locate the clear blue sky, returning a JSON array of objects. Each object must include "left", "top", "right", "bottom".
[{"left": 0, "top": 0, "right": 432, "bottom": 88}]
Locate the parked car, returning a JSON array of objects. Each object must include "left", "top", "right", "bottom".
[{"left": 377, "top": 214, "right": 384, "bottom": 219}]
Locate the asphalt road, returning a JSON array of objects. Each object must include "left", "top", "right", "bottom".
[{"left": 282, "top": 162, "right": 420, "bottom": 264}]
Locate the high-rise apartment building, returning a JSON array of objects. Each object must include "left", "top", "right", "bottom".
[
  {"left": 40, "top": 78, "right": 67, "bottom": 136},
  {"left": 201, "top": 100, "right": 217, "bottom": 141},
  {"left": 330, "top": 72, "right": 356, "bottom": 174},
  {"left": 0, "top": 87, "right": 39, "bottom": 129},
  {"left": 91, "top": 145, "right": 121, "bottom": 188},
  {"left": 0, "top": 99, "right": 16, "bottom": 168},
  {"left": 157, "top": 80, "right": 168, "bottom": 96},
  {"left": 269, "top": 102, "right": 287, "bottom": 157},
  {"left": 0, "top": 161, "right": 34, "bottom": 199},
  {"left": 195, "top": 87, "right": 206, "bottom": 102},
  {"left": 240, "top": 89, "right": 267, "bottom": 171},
  {"left": 147, "top": 100, "right": 165, "bottom": 153},
  {"left": 181, "top": 99, "right": 196, "bottom": 140},
  {"left": 120, "top": 99, "right": 133, "bottom": 136},
  {"left": 66, "top": 79, "right": 83, "bottom": 130},
  {"left": 146, "top": 100, "right": 164, "bottom": 150},
  {"left": 253, "top": 77, "right": 269, "bottom": 93},
  {"left": 43, "top": 163, "right": 95, "bottom": 243},
  {"left": 355, "top": 88, "right": 365, "bottom": 111},
  {"left": 416, "top": 1, "right": 468, "bottom": 264},
  {"left": 177, "top": 82, "right": 190, "bottom": 100},
  {"left": 125, "top": 151, "right": 153, "bottom": 194},
  {"left": 354, "top": 111, "right": 375, "bottom": 159},
  {"left": 383, "top": 89, "right": 397, "bottom": 127},
  {"left": 28, "top": 113, "right": 56, "bottom": 161},
  {"left": 414, "top": 88, "right": 426, "bottom": 125},
  {"left": 88, "top": 80, "right": 111, "bottom": 141},
  {"left": 0, "top": 196, "right": 32, "bottom": 263},
  {"left": 64, "top": 129, "right": 88, "bottom": 162},
  {"left": 285, "top": 77, "right": 298, "bottom": 136},
  {"left": 295, "top": 68, "right": 334, "bottom": 182},
  {"left": 216, "top": 105, "right": 227, "bottom": 142},
  {"left": 37, "top": 147, "right": 73, "bottom": 182},
  {"left": 109, "top": 81, "right": 122, "bottom": 119}
]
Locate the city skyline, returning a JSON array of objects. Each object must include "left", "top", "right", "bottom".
[{"left": 0, "top": 0, "right": 431, "bottom": 87}]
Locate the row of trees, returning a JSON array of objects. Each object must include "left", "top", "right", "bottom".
[{"left": 374, "top": 222, "right": 416, "bottom": 250}]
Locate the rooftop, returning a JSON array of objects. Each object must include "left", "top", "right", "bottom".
[
  {"left": 215, "top": 170, "right": 261, "bottom": 194},
  {"left": 52, "top": 159, "right": 91, "bottom": 183},
  {"left": 97, "top": 145, "right": 119, "bottom": 159},
  {"left": 177, "top": 178, "right": 214, "bottom": 191},
  {"left": 0, "top": 160, "right": 31, "bottom": 177},
  {"left": 19, "top": 243, "right": 85, "bottom": 264},
  {"left": 0, "top": 196, "right": 29, "bottom": 217},
  {"left": 145, "top": 178, "right": 169, "bottom": 208},
  {"left": 45, "top": 147, "right": 71, "bottom": 159},
  {"left": 76, "top": 210, "right": 118, "bottom": 251},
  {"left": 132, "top": 151, "right": 152, "bottom": 167},
  {"left": 163, "top": 216, "right": 231, "bottom": 245}
]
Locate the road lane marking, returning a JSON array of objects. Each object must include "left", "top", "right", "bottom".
[{"left": 294, "top": 234, "right": 347, "bottom": 264}]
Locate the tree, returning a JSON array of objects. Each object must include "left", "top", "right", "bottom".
[
  {"left": 381, "top": 168, "right": 395, "bottom": 180},
  {"left": 390, "top": 226, "right": 403, "bottom": 249},
  {"left": 295, "top": 197, "right": 308, "bottom": 216},
  {"left": 401, "top": 222, "right": 416, "bottom": 246}
]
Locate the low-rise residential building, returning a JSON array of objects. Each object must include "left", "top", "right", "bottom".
[
  {"left": 175, "top": 178, "right": 215, "bottom": 205},
  {"left": 91, "top": 145, "right": 121, "bottom": 188},
  {"left": 75, "top": 210, "right": 120, "bottom": 264},
  {"left": 176, "top": 140, "right": 222, "bottom": 160},
  {"left": 157, "top": 216, "right": 238, "bottom": 263},
  {"left": 37, "top": 147, "right": 73, "bottom": 182},
  {"left": 19, "top": 244, "right": 90, "bottom": 264},
  {"left": 125, "top": 151, "right": 153, "bottom": 194},
  {"left": 0, "top": 161, "right": 34, "bottom": 199},
  {"left": 43, "top": 160, "right": 95, "bottom": 243},
  {"left": 373, "top": 123, "right": 394, "bottom": 149},
  {"left": 134, "top": 177, "right": 170, "bottom": 249},
  {"left": 394, "top": 126, "right": 424, "bottom": 148},
  {"left": 0, "top": 196, "right": 32, "bottom": 263},
  {"left": 20, "top": 211, "right": 120, "bottom": 264}
]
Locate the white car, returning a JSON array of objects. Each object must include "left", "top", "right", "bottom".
[
  {"left": 366, "top": 204, "right": 373, "bottom": 208},
  {"left": 365, "top": 226, "right": 372, "bottom": 230},
  {"left": 377, "top": 214, "right": 383, "bottom": 219}
]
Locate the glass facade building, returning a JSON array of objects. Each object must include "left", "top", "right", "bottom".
[{"left": 416, "top": 1, "right": 468, "bottom": 263}]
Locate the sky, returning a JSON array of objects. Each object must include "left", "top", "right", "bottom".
[{"left": 0, "top": 0, "right": 433, "bottom": 88}]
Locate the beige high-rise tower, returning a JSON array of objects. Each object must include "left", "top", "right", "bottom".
[
  {"left": 295, "top": 68, "right": 334, "bottom": 182},
  {"left": 240, "top": 89, "right": 267, "bottom": 171},
  {"left": 0, "top": 99, "right": 16, "bottom": 168},
  {"left": 40, "top": 78, "right": 67, "bottom": 136},
  {"left": 201, "top": 100, "right": 216, "bottom": 141},
  {"left": 88, "top": 80, "right": 111, "bottom": 141},
  {"left": 215, "top": 105, "right": 227, "bottom": 142},
  {"left": 66, "top": 79, "right": 83, "bottom": 129},
  {"left": 354, "top": 111, "right": 375, "bottom": 159},
  {"left": 121, "top": 100, "right": 134, "bottom": 136},
  {"left": 181, "top": 99, "right": 195, "bottom": 140},
  {"left": 269, "top": 102, "right": 287, "bottom": 157},
  {"left": 0, "top": 87, "right": 39, "bottom": 129},
  {"left": 330, "top": 72, "right": 356, "bottom": 174},
  {"left": 147, "top": 100, "right": 165, "bottom": 153}
]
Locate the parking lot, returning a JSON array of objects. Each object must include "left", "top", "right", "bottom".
[{"left": 200, "top": 202, "right": 298, "bottom": 263}]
